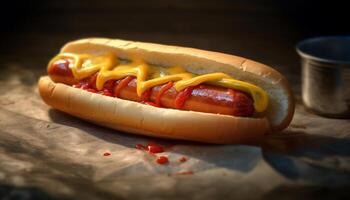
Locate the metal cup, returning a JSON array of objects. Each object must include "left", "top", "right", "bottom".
[{"left": 296, "top": 36, "right": 350, "bottom": 118}]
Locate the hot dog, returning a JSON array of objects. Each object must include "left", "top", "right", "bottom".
[
  {"left": 38, "top": 38, "right": 294, "bottom": 144},
  {"left": 48, "top": 58, "right": 255, "bottom": 117}
]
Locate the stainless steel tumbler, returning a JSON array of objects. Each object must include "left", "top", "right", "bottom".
[{"left": 297, "top": 36, "right": 350, "bottom": 118}]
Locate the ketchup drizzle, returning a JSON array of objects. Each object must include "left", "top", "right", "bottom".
[
  {"left": 174, "top": 86, "right": 195, "bottom": 109},
  {"left": 144, "top": 101, "right": 161, "bottom": 107},
  {"left": 141, "top": 88, "right": 152, "bottom": 102},
  {"left": 86, "top": 88, "right": 97, "bottom": 93},
  {"left": 53, "top": 58, "right": 255, "bottom": 117},
  {"left": 114, "top": 76, "right": 134, "bottom": 97},
  {"left": 156, "top": 81, "right": 173, "bottom": 106},
  {"left": 103, "top": 80, "right": 115, "bottom": 93},
  {"left": 99, "top": 89, "right": 113, "bottom": 96},
  {"left": 89, "top": 73, "right": 98, "bottom": 89}
]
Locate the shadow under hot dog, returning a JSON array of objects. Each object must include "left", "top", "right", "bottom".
[
  {"left": 48, "top": 108, "right": 262, "bottom": 173},
  {"left": 48, "top": 107, "right": 350, "bottom": 183}
]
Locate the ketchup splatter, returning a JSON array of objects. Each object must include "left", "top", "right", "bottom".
[
  {"left": 174, "top": 86, "right": 194, "bottom": 109},
  {"left": 135, "top": 143, "right": 169, "bottom": 165},
  {"left": 179, "top": 157, "right": 187, "bottom": 163},
  {"left": 156, "top": 156, "right": 169, "bottom": 165},
  {"left": 103, "top": 152, "right": 111, "bottom": 156},
  {"left": 147, "top": 143, "right": 164, "bottom": 153},
  {"left": 135, "top": 143, "right": 165, "bottom": 153}
]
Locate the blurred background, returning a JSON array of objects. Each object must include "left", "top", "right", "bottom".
[{"left": 0, "top": 0, "right": 349, "bottom": 94}]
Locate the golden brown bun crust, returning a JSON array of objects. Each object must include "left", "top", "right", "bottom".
[
  {"left": 39, "top": 76, "right": 270, "bottom": 144},
  {"left": 59, "top": 38, "right": 294, "bottom": 131}
]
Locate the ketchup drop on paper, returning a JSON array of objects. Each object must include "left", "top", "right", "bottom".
[
  {"left": 179, "top": 157, "right": 187, "bottom": 163},
  {"left": 135, "top": 143, "right": 168, "bottom": 165},
  {"left": 135, "top": 143, "right": 165, "bottom": 153},
  {"left": 103, "top": 152, "right": 111, "bottom": 156},
  {"left": 156, "top": 156, "right": 169, "bottom": 164},
  {"left": 147, "top": 143, "right": 164, "bottom": 153}
]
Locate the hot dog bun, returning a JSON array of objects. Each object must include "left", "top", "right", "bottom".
[{"left": 38, "top": 38, "right": 294, "bottom": 144}]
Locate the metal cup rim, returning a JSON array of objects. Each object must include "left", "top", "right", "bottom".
[{"left": 296, "top": 36, "right": 350, "bottom": 66}]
